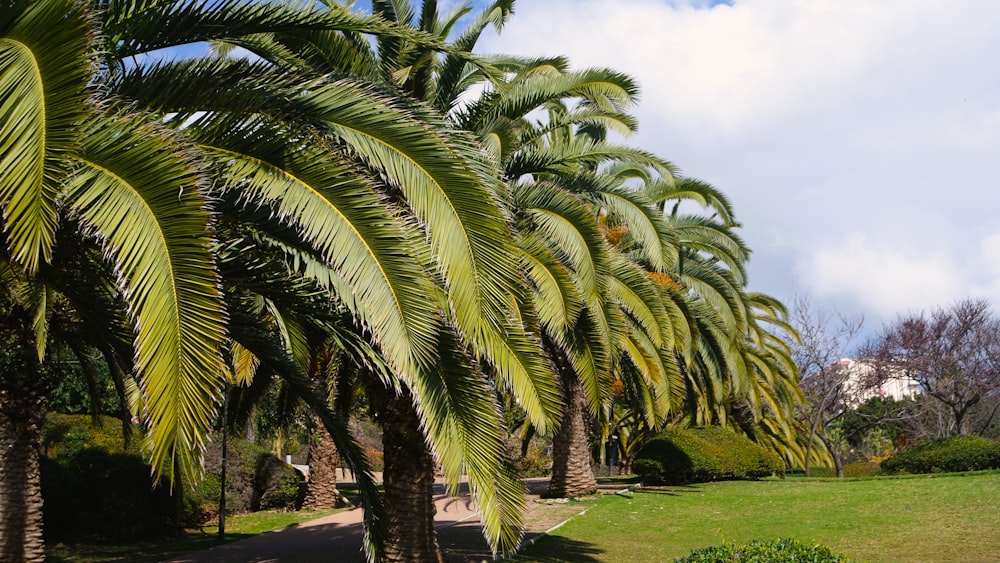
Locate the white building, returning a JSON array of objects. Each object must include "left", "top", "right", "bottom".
[{"left": 834, "top": 358, "right": 922, "bottom": 406}]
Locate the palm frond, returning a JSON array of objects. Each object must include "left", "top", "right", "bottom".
[
  {"left": 200, "top": 122, "right": 443, "bottom": 378},
  {"left": 65, "top": 114, "right": 225, "bottom": 483},
  {"left": 0, "top": 0, "right": 93, "bottom": 272},
  {"left": 407, "top": 331, "right": 525, "bottom": 558}
]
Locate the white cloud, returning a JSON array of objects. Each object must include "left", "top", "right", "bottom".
[
  {"left": 980, "top": 233, "right": 1000, "bottom": 277},
  {"left": 477, "top": 0, "right": 1000, "bottom": 323},
  {"left": 796, "top": 233, "right": 962, "bottom": 318}
]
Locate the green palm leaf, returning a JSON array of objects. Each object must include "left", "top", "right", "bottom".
[
  {"left": 199, "top": 119, "right": 442, "bottom": 378},
  {"left": 408, "top": 331, "right": 525, "bottom": 557},
  {"left": 0, "top": 0, "right": 92, "bottom": 272},
  {"left": 66, "top": 115, "right": 226, "bottom": 482}
]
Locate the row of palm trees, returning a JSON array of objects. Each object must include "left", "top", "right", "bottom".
[{"left": 0, "top": 1, "right": 806, "bottom": 561}]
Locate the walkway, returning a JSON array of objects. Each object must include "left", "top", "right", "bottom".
[{"left": 164, "top": 476, "right": 573, "bottom": 563}]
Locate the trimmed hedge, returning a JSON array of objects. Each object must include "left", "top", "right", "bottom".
[
  {"left": 42, "top": 414, "right": 306, "bottom": 541},
  {"left": 42, "top": 449, "right": 176, "bottom": 542},
  {"left": 842, "top": 461, "right": 881, "bottom": 478},
  {"left": 880, "top": 435, "right": 1000, "bottom": 475},
  {"left": 675, "top": 538, "right": 850, "bottom": 562},
  {"left": 633, "top": 426, "right": 783, "bottom": 485}
]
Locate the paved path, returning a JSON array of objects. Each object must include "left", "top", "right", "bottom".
[{"left": 164, "top": 475, "right": 561, "bottom": 563}]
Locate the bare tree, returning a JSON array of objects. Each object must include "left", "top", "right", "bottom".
[
  {"left": 790, "top": 295, "right": 865, "bottom": 477},
  {"left": 863, "top": 298, "right": 1000, "bottom": 436}
]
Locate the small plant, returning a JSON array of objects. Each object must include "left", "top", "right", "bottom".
[
  {"left": 880, "top": 435, "right": 1000, "bottom": 474},
  {"left": 675, "top": 538, "right": 850, "bottom": 562}
]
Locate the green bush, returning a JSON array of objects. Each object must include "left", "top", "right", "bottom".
[
  {"left": 42, "top": 449, "right": 177, "bottom": 542},
  {"left": 633, "top": 426, "right": 783, "bottom": 485},
  {"left": 880, "top": 435, "right": 1000, "bottom": 475},
  {"left": 507, "top": 436, "right": 552, "bottom": 478},
  {"left": 843, "top": 461, "right": 881, "bottom": 478},
  {"left": 190, "top": 435, "right": 305, "bottom": 523},
  {"left": 42, "top": 413, "right": 140, "bottom": 459},
  {"left": 41, "top": 415, "right": 177, "bottom": 542},
  {"left": 42, "top": 414, "right": 306, "bottom": 538},
  {"left": 675, "top": 538, "right": 850, "bottom": 562},
  {"left": 631, "top": 458, "right": 663, "bottom": 479}
]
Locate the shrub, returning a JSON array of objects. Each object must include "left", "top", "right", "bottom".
[
  {"left": 631, "top": 458, "right": 664, "bottom": 479},
  {"left": 805, "top": 467, "right": 837, "bottom": 478},
  {"left": 42, "top": 413, "right": 140, "bottom": 459},
  {"left": 253, "top": 453, "right": 306, "bottom": 511},
  {"left": 507, "top": 435, "right": 551, "bottom": 478},
  {"left": 675, "top": 538, "right": 850, "bottom": 562},
  {"left": 843, "top": 461, "right": 881, "bottom": 478},
  {"left": 191, "top": 434, "right": 305, "bottom": 522},
  {"left": 42, "top": 449, "right": 177, "bottom": 542},
  {"left": 633, "top": 426, "right": 783, "bottom": 485},
  {"left": 880, "top": 435, "right": 1000, "bottom": 475},
  {"left": 42, "top": 414, "right": 306, "bottom": 538},
  {"left": 41, "top": 415, "right": 176, "bottom": 542}
]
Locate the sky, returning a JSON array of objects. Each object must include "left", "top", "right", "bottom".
[{"left": 462, "top": 0, "right": 1000, "bottom": 331}]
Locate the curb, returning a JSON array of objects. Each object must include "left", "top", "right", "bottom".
[{"left": 505, "top": 485, "right": 637, "bottom": 559}]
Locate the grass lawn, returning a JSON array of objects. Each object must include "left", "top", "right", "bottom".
[
  {"left": 514, "top": 471, "right": 1000, "bottom": 562},
  {"left": 46, "top": 507, "right": 343, "bottom": 562}
]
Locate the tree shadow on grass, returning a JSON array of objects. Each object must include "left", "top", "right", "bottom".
[
  {"left": 632, "top": 484, "right": 703, "bottom": 496},
  {"left": 440, "top": 522, "right": 603, "bottom": 563},
  {"left": 509, "top": 534, "right": 604, "bottom": 562},
  {"left": 46, "top": 532, "right": 259, "bottom": 563}
]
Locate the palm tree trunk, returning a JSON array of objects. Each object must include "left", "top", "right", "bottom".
[
  {"left": 302, "top": 411, "right": 342, "bottom": 509},
  {"left": 367, "top": 379, "right": 443, "bottom": 563},
  {"left": 545, "top": 374, "right": 597, "bottom": 498},
  {"left": 0, "top": 378, "right": 48, "bottom": 562}
]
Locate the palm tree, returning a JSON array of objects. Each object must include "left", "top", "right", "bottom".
[
  {"left": 194, "top": 3, "right": 566, "bottom": 557},
  {"left": 2, "top": 1, "right": 554, "bottom": 559},
  {"left": 644, "top": 177, "right": 805, "bottom": 462},
  {"left": 246, "top": 0, "right": 683, "bottom": 501},
  {"left": 1, "top": 3, "right": 229, "bottom": 558}
]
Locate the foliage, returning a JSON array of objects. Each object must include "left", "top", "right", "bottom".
[
  {"left": 836, "top": 397, "right": 908, "bottom": 452},
  {"left": 48, "top": 359, "right": 121, "bottom": 416},
  {"left": 508, "top": 434, "right": 552, "bottom": 478},
  {"left": 189, "top": 434, "right": 306, "bottom": 524},
  {"left": 41, "top": 415, "right": 177, "bottom": 542},
  {"left": 631, "top": 458, "right": 663, "bottom": 479},
  {"left": 42, "top": 413, "right": 139, "bottom": 459},
  {"left": 633, "top": 426, "right": 783, "bottom": 485},
  {"left": 862, "top": 298, "right": 1000, "bottom": 436},
  {"left": 841, "top": 461, "right": 881, "bottom": 478},
  {"left": 41, "top": 450, "right": 176, "bottom": 543},
  {"left": 675, "top": 538, "right": 850, "bottom": 562},
  {"left": 41, "top": 415, "right": 174, "bottom": 542},
  {"left": 41, "top": 415, "right": 304, "bottom": 537},
  {"left": 880, "top": 435, "right": 1000, "bottom": 474}
]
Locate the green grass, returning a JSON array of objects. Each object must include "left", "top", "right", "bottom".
[
  {"left": 514, "top": 472, "right": 1000, "bottom": 562},
  {"left": 46, "top": 507, "right": 343, "bottom": 562}
]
